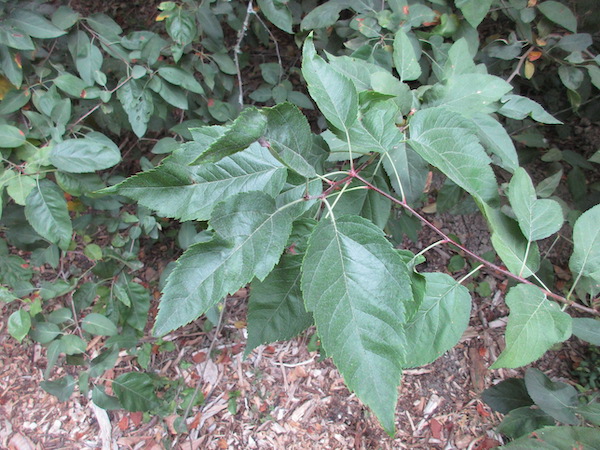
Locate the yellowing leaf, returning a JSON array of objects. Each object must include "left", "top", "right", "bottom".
[{"left": 524, "top": 60, "right": 535, "bottom": 79}]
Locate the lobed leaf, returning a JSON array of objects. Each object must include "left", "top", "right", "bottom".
[{"left": 301, "top": 215, "right": 416, "bottom": 434}]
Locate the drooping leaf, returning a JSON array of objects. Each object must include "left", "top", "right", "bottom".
[
  {"left": 92, "top": 386, "right": 121, "bottom": 410},
  {"left": 383, "top": 141, "right": 429, "bottom": 205},
  {"left": 112, "top": 372, "right": 158, "bottom": 412},
  {"left": 68, "top": 31, "right": 102, "bottom": 86},
  {"left": 569, "top": 204, "right": 600, "bottom": 297},
  {"left": 498, "top": 95, "right": 562, "bottom": 125},
  {"left": 256, "top": 0, "right": 293, "bottom": 33},
  {"left": 105, "top": 140, "right": 287, "bottom": 222},
  {"left": 403, "top": 272, "right": 471, "bottom": 368},
  {"left": 492, "top": 285, "right": 572, "bottom": 369},
  {"left": 537, "top": 1, "right": 577, "bottom": 33},
  {"left": 154, "top": 192, "right": 299, "bottom": 336},
  {"left": 190, "top": 107, "right": 267, "bottom": 165},
  {"left": 40, "top": 375, "right": 76, "bottom": 402},
  {"left": 524, "top": 368, "right": 579, "bottom": 424},
  {"left": 455, "top": 0, "right": 494, "bottom": 28},
  {"left": 497, "top": 407, "right": 555, "bottom": 439},
  {"left": 24, "top": 179, "right": 72, "bottom": 250},
  {"left": 246, "top": 253, "right": 313, "bottom": 355},
  {"left": 481, "top": 378, "right": 534, "bottom": 414},
  {"left": 470, "top": 114, "right": 518, "bottom": 173},
  {"left": 409, "top": 107, "right": 499, "bottom": 204},
  {"left": 82, "top": 313, "right": 118, "bottom": 336},
  {"left": 165, "top": 10, "right": 195, "bottom": 46},
  {"left": 503, "top": 426, "right": 600, "bottom": 449},
  {"left": 508, "top": 168, "right": 564, "bottom": 242},
  {"left": 300, "top": 1, "right": 345, "bottom": 30},
  {"left": 158, "top": 66, "right": 204, "bottom": 95},
  {"left": 576, "top": 402, "right": 600, "bottom": 426},
  {"left": 393, "top": 29, "right": 421, "bottom": 82},
  {"left": 117, "top": 79, "right": 154, "bottom": 138},
  {"left": 301, "top": 215, "right": 416, "bottom": 434},
  {"left": 422, "top": 74, "right": 512, "bottom": 115},
  {"left": 263, "top": 103, "right": 316, "bottom": 178},
  {"left": 50, "top": 132, "right": 121, "bottom": 173},
  {"left": 302, "top": 34, "right": 358, "bottom": 132},
  {"left": 482, "top": 204, "right": 541, "bottom": 277},
  {"left": 571, "top": 318, "right": 600, "bottom": 345}
]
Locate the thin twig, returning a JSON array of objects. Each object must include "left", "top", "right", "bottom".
[
  {"left": 252, "top": 10, "right": 284, "bottom": 84},
  {"left": 350, "top": 172, "right": 600, "bottom": 316},
  {"left": 506, "top": 47, "right": 533, "bottom": 84},
  {"left": 233, "top": 1, "right": 254, "bottom": 109}
]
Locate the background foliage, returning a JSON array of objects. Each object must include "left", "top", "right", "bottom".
[{"left": 1, "top": 0, "right": 599, "bottom": 443}]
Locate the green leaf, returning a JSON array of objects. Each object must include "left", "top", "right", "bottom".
[
  {"left": 44, "top": 340, "right": 63, "bottom": 379},
  {"left": 503, "top": 426, "right": 600, "bottom": 449},
  {"left": 50, "top": 132, "right": 121, "bottom": 173},
  {"left": 105, "top": 140, "right": 287, "bottom": 222},
  {"left": 117, "top": 79, "right": 154, "bottom": 138},
  {"left": 508, "top": 168, "right": 564, "bottom": 241},
  {"left": 422, "top": 74, "right": 512, "bottom": 115},
  {"left": 481, "top": 378, "right": 534, "bottom": 414},
  {"left": 455, "top": 0, "right": 494, "bottom": 28},
  {"left": 537, "top": 1, "right": 577, "bottom": 33},
  {"left": 83, "top": 243, "right": 103, "bottom": 261},
  {"left": 60, "top": 334, "right": 87, "bottom": 355},
  {"left": 536, "top": 169, "right": 563, "bottom": 198},
  {"left": 68, "top": 31, "right": 103, "bottom": 86},
  {"left": 53, "top": 73, "right": 88, "bottom": 97},
  {"left": 470, "top": 114, "right": 519, "bottom": 173},
  {"left": 112, "top": 372, "right": 158, "bottom": 412},
  {"left": 393, "top": 29, "right": 421, "bottom": 82},
  {"left": 482, "top": 204, "right": 540, "bottom": 277},
  {"left": 383, "top": 141, "right": 429, "bottom": 205},
  {"left": 302, "top": 34, "right": 358, "bottom": 132},
  {"left": 408, "top": 107, "right": 499, "bottom": 204},
  {"left": 257, "top": 0, "right": 293, "bottom": 33},
  {"left": 263, "top": 103, "right": 316, "bottom": 178},
  {"left": 329, "top": 170, "right": 392, "bottom": 229},
  {"left": 0, "top": 88, "right": 31, "bottom": 115},
  {"left": 497, "top": 406, "right": 555, "bottom": 439},
  {"left": 190, "top": 108, "right": 267, "bottom": 165},
  {"left": 246, "top": 253, "right": 313, "bottom": 355},
  {"left": 492, "top": 285, "right": 572, "bottom": 369},
  {"left": 577, "top": 402, "right": 600, "bottom": 426},
  {"left": 82, "top": 313, "right": 118, "bottom": 336},
  {"left": 8, "top": 309, "right": 30, "bottom": 342},
  {"left": 92, "top": 386, "right": 122, "bottom": 410},
  {"left": 403, "top": 272, "right": 471, "bottom": 368},
  {"left": 0, "top": 25, "right": 35, "bottom": 50},
  {"left": 52, "top": 6, "right": 80, "bottom": 30},
  {"left": 40, "top": 375, "right": 76, "bottom": 402},
  {"left": 524, "top": 368, "right": 578, "bottom": 424},
  {"left": 558, "top": 66, "right": 584, "bottom": 91},
  {"left": 569, "top": 204, "right": 600, "bottom": 297},
  {"left": 154, "top": 191, "right": 299, "bottom": 336},
  {"left": 0, "top": 124, "right": 26, "bottom": 148},
  {"left": 301, "top": 1, "right": 345, "bottom": 30},
  {"left": 10, "top": 10, "right": 67, "bottom": 38},
  {"left": 166, "top": 10, "right": 196, "bottom": 46},
  {"left": 572, "top": 318, "right": 600, "bottom": 345},
  {"left": 0, "top": 286, "right": 19, "bottom": 303},
  {"left": 158, "top": 66, "right": 204, "bottom": 95},
  {"left": 301, "top": 215, "right": 416, "bottom": 434},
  {"left": 24, "top": 179, "right": 72, "bottom": 250},
  {"left": 347, "top": 100, "right": 403, "bottom": 155},
  {"left": 30, "top": 322, "right": 61, "bottom": 344}
]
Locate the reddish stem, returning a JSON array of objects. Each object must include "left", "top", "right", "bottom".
[{"left": 351, "top": 172, "right": 599, "bottom": 317}]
